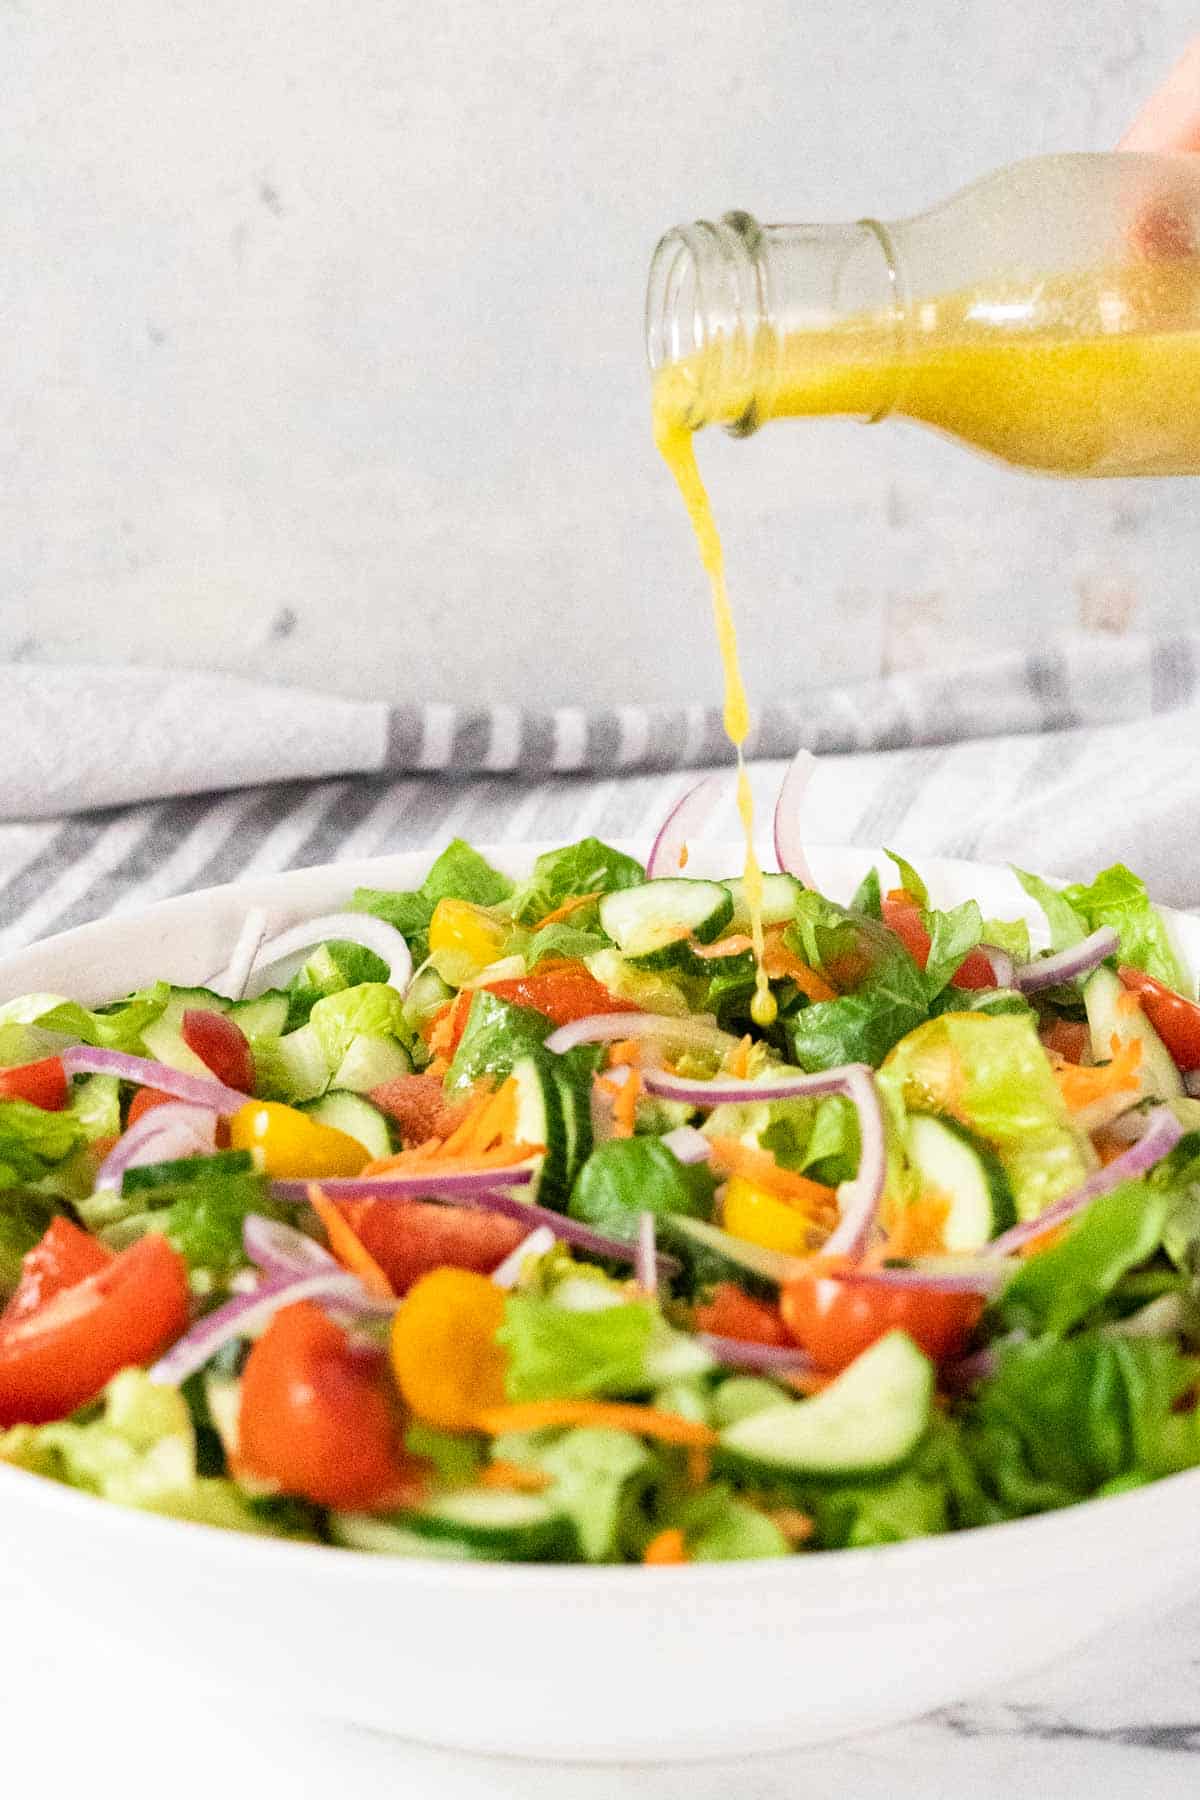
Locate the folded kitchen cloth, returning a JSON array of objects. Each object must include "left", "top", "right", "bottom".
[{"left": 1, "top": 630, "right": 1197, "bottom": 820}]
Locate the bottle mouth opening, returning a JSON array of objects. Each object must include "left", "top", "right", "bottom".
[{"left": 645, "top": 225, "right": 711, "bottom": 372}]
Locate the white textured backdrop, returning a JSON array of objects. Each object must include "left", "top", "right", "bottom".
[{"left": 3, "top": 2, "right": 1199, "bottom": 708}]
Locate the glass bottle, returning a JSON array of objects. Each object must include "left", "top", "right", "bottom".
[{"left": 646, "top": 153, "right": 1200, "bottom": 476}]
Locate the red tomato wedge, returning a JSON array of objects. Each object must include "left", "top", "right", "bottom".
[
  {"left": 238, "top": 1301, "right": 422, "bottom": 1511},
  {"left": 881, "top": 896, "right": 996, "bottom": 991},
  {"left": 181, "top": 1009, "right": 255, "bottom": 1092},
  {"left": 338, "top": 1198, "right": 528, "bottom": 1295},
  {"left": 0, "top": 1057, "right": 68, "bottom": 1111},
  {"left": 431, "top": 964, "right": 634, "bottom": 1058},
  {"left": 780, "top": 1271, "right": 981, "bottom": 1374},
  {"left": 0, "top": 1232, "right": 190, "bottom": 1425},
  {"left": 1118, "top": 966, "right": 1200, "bottom": 1071},
  {"left": 3, "top": 1218, "right": 113, "bottom": 1326},
  {"left": 693, "top": 1283, "right": 790, "bottom": 1347}
]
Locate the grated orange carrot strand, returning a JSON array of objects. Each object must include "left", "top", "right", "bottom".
[
  {"left": 478, "top": 1460, "right": 553, "bottom": 1494},
  {"left": 474, "top": 1399, "right": 718, "bottom": 1447},
  {"left": 643, "top": 1527, "right": 689, "bottom": 1565},
  {"left": 724, "top": 1034, "right": 753, "bottom": 1079},
  {"left": 531, "top": 892, "right": 603, "bottom": 929},
  {"left": 1054, "top": 1035, "right": 1142, "bottom": 1112},
  {"left": 307, "top": 1186, "right": 395, "bottom": 1299},
  {"left": 707, "top": 1136, "right": 837, "bottom": 1210}
]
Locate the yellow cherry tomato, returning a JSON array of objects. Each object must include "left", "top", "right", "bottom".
[
  {"left": 722, "top": 1174, "right": 816, "bottom": 1257},
  {"left": 427, "top": 898, "right": 509, "bottom": 976},
  {"left": 228, "top": 1101, "right": 371, "bottom": 1180},
  {"left": 390, "top": 1267, "right": 508, "bottom": 1430}
]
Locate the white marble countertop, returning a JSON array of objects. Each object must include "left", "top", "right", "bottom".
[{"left": 3, "top": 1590, "right": 1198, "bottom": 1797}]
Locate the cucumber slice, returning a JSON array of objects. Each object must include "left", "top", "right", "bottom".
[
  {"left": 668, "top": 1214, "right": 808, "bottom": 1287},
  {"left": 388, "top": 1487, "right": 576, "bottom": 1561},
  {"left": 141, "top": 987, "right": 234, "bottom": 1079},
  {"left": 906, "top": 1113, "right": 1017, "bottom": 1248},
  {"left": 250, "top": 1024, "right": 329, "bottom": 1104},
  {"left": 722, "top": 873, "right": 806, "bottom": 931},
  {"left": 510, "top": 1053, "right": 570, "bottom": 1208},
  {"left": 1083, "top": 966, "right": 1183, "bottom": 1103},
  {"left": 720, "top": 1330, "right": 934, "bottom": 1477},
  {"left": 331, "top": 1034, "right": 413, "bottom": 1093},
  {"left": 329, "top": 1514, "right": 490, "bottom": 1560},
  {"left": 228, "top": 991, "right": 290, "bottom": 1039},
  {"left": 598, "top": 880, "right": 733, "bottom": 970},
  {"left": 122, "top": 1148, "right": 256, "bottom": 1197},
  {"left": 550, "top": 1062, "right": 594, "bottom": 1199},
  {"left": 402, "top": 965, "right": 454, "bottom": 1034},
  {"left": 303, "top": 1091, "right": 393, "bottom": 1161}
]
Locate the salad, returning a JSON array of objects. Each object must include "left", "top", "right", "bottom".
[{"left": 1, "top": 774, "right": 1200, "bottom": 1567}]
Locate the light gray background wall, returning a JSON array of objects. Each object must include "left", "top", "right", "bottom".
[{"left": 3, "top": 2, "right": 1198, "bottom": 708}]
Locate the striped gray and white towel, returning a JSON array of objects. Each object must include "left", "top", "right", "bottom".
[
  {"left": 1, "top": 650, "right": 1197, "bottom": 956},
  {"left": 1, "top": 631, "right": 1196, "bottom": 819}
]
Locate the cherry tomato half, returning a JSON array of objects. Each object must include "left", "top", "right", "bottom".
[
  {"left": 881, "top": 896, "right": 996, "bottom": 991},
  {"left": 2, "top": 1217, "right": 113, "bottom": 1326},
  {"left": 693, "top": 1282, "right": 789, "bottom": 1347},
  {"left": 0, "top": 1231, "right": 190, "bottom": 1425},
  {"left": 338, "top": 1198, "right": 528, "bottom": 1295},
  {"left": 1118, "top": 966, "right": 1200, "bottom": 1071},
  {"left": 181, "top": 1009, "right": 255, "bottom": 1093},
  {"left": 780, "top": 1271, "right": 981, "bottom": 1373},
  {"left": 431, "top": 963, "right": 635, "bottom": 1058},
  {"left": 238, "top": 1301, "right": 422, "bottom": 1510},
  {"left": 0, "top": 1057, "right": 68, "bottom": 1111}
]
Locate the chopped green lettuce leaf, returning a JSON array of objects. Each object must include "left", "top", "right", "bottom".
[
  {"left": 524, "top": 922, "right": 609, "bottom": 969},
  {"left": 308, "top": 983, "right": 407, "bottom": 1073},
  {"left": 1012, "top": 868, "right": 1089, "bottom": 952},
  {"left": 882, "top": 1012, "right": 1090, "bottom": 1221},
  {"left": 981, "top": 916, "right": 1032, "bottom": 963},
  {"left": 349, "top": 839, "right": 513, "bottom": 962},
  {"left": 783, "top": 894, "right": 929, "bottom": 1071},
  {"left": 569, "top": 1137, "right": 716, "bottom": 1241},
  {"left": 1060, "top": 863, "right": 1187, "bottom": 991},
  {"left": 850, "top": 867, "right": 882, "bottom": 919},
  {"left": 70, "top": 1074, "right": 121, "bottom": 1144},
  {"left": 666, "top": 1485, "right": 790, "bottom": 1561},
  {"left": 499, "top": 1294, "right": 658, "bottom": 1401},
  {"left": 510, "top": 839, "right": 645, "bottom": 926},
  {"left": 921, "top": 900, "right": 985, "bottom": 999},
  {"left": 0, "top": 1099, "right": 83, "bottom": 1191},
  {"left": 404, "top": 1423, "right": 484, "bottom": 1486},
  {"left": 0, "top": 1369, "right": 270, "bottom": 1532},
  {"left": 286, "top": 940, "right": 390, "bottom": 1029},
  {"left": 0, "top": 1193, "right": 59, "bottom": 1297},
  {"left": 884, "top": 849, "right": 928, "bottom": 905},
  {"left": 491, "top": 1426, "right": 655, "bottom": 1562},
  {"left": 0, "top": 984, "right": 170, "bottom": 1053}
]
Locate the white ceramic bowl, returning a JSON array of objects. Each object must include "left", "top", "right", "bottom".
[{"left": 2, "top": 843, "right": 1199, "bottom": 1763}]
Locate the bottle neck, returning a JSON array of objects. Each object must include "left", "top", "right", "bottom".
[{"left": 646, "top": 211, "right": 906, "bottom": 433}]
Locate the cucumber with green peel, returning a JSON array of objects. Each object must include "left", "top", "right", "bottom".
[
  {"left": 719, "top": 1331, "right": 934, "bottom": 1477},
  {"left": 380, "top": 1487, "right": 576, "bottom": 1560},
  {"left": 331, "top": 1033, "right": 413, "bottom": 1093},
  {"left": 122, "top": 1148, "right": 256, "bottom": 1197},
  {"left": 402, "top": 965, "right": 455, "bottom": 1034},
  {"left": 905, "top": 1113, "right": 1017, "bottom": 1248},
  {"left": 509, "top": 1053, "right": 571, "bottom": 1208},
  {"left": 721, "top": 873, "right": 806, "bottom": 931},
  {"left": 329, "top": 1514, "right": 492, "bottom": 1560},
  {"left": 1083, "top": 965, "right": 1183, "bottom": 1103},
  {"left": 598, "top": 880, "right": 734, "bottom": 970},
  {"left": 140, "top": 986, "right": 233, "bottom": 1078},
  {"left": 227, "top": 991, "right": 290, "bottom": 1039},
  {"left": 303, "top": 1091, "right": 393, "bottom": 1161},
  {"left": 250, "top": 1024, "right": 329, "bottom": 1104}
]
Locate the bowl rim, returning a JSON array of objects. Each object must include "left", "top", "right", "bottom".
[{"left": 2, "top": 837, "right": 1198, "bottom": 1598}]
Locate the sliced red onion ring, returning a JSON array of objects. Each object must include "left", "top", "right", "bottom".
[
  {"left": 544, "top": 1012, "right": 737, "bottom": 1059},
  {"left": 647, "top": 774, "right": 725, "bottom": 880},
  {"left": 644, "top": 1061, "right": 887, "bottom": 1262},
  {"left": 773, "top": 749, "right": 816, "bottom": 889},
  {"left": 208, "top": 907, "right": 269, "bottom": 1001},
  {"left": 660, "top": 1125, "right": 713, "bottom": 1166},
  {"left": 94, "top": 1104, "right": 218, "bottom": 1192},
  {"left": 1013, "top": 926, "right": 1119, "bottom": 994},
  {"left": 821, "top": 1066, "right": 887, "bottom": 1260},
  {"left": 270, "top": 1165, "right": 537, "bottom": 1203},
  {"left": 243, "top": 1214, "right": 338, "bottom": 1280},
  {"left": 148, "top": 1271, "right": 372, "bottom": 1387},
  {"left": 978, "top": 944, "right": 1015, "bottom": 989},
  {"left": 988, "top": 1104, "right": 1184, "bottom": 1257},
  {"left": 61, "top": 1045, "right": 249, "bottom": 1115},
  {"left": 840, "top": 1256, "right": 1019, "bottom": 1297},
  {"left": 491, "top": 1225, "right": 558, "bottom": 1290},
  {"left": 237, "top": 912, "right": 413, "bottom": 999},
  {"left": 635, "top": 1211, "right": 657, "bottom": 1291},
  {"left": 697, "top": 1333, "right": 815, "bottom": 1376}
]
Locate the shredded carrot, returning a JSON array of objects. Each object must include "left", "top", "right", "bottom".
[
  {"left": 690, "top": 934, "right": 756, "bottom": 961},
  {"left": 761, "top": 934, "right": 838, "bottom": 1002},
  {"left": 439, "top": 1076, "right": 519, "bottom": 1155},
  {"left": 724, "top": 1034, "right": 753, "bottom": 1079},
  {"left": 474, "top": 1399, "right": 718, "bottom": 1447},
  {"left": 678, "top": 844, "right": 689, "bottom": 870},
  {"left": 362, "top": 1141, "right": 544, "bottom": 1177},
  {"left": 478, "top": 1460, "right": 553, "bottom": 1494},
  {"left": 767, "top": 1507, "right": 815, "bottom": 1546},
  {"left": 532, "top": 892, "right": 602, "bottom": 929},
  {"left": 607, "top": 1039, "right": 643, "bottom": 1069},
  {"left": 707, "top": 1136, "right": 837, "bottom": 1212},
  {"left": 360, "top": 1076, "right": 545, "bottom": 1177},
  {"left": 685, "top": 1445, "right": 711, "bottom": 1488},
  {"left": 612, "top": 1067, "right": 642, "bottom": 1137},
  {"left": 1017, "top": 1220, "right": 1070, "bottom": 1256},
  {"left": 882, "top": 1192, "right": 950, "bottom": 1259},
  {"left": 1115, "top": 989, "right": 1143, "bottom": 1018},
  {"left": 1054, "top": 1035, "right": 1142, "bottom": 1112},
  {"left": 307, "top": 1186, "right": 395, "bottom": 1299},
  {"left": 643, "top": 1527, "right": 689, "bottom": 1565}
]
